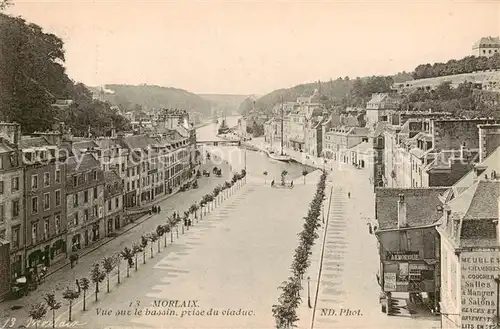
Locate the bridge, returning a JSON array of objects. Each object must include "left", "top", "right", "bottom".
[{"left": 196, "top": 140, "right": 241, "bottom": 146}]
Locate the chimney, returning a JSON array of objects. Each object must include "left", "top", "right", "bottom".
[{"left": 397, "top": 194, "right": 407, "bottom": 228}]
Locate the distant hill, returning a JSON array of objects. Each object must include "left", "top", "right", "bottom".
[
  {"left": 199, "top": 94, "right": 255, "bottom": 115},
  {"left": 97, "top": 84, "right": 212, "bottom": 116},
  {"left": 248, "top": 75, "right": 398, "bottom": 114}
]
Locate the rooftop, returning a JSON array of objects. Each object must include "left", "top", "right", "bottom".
[{"left": 375, "top": 187, "right": 447, "bottom": 230}]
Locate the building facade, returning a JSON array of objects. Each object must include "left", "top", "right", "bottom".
[
  {"left": 21, "top": 137, "right": 68, "bottom": 271},
  {"left": 0, "top": 123, "right": 24, "bottom": 284},
  {"left": 375, "top": 188, "right": 446, "bottom": 313},
  {"left": 65, "top": 154, "right": 105, "bottom": 253},
  {"left": 472, "top": 36, "right": 500, "bottom": 58},
  {"left": 103, "top": 170, "right": 124, "bottom": 235}
]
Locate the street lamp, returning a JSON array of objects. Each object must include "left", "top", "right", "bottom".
[
  {"left": 494, "top": 275, "right": 500, "bottom": 326},
  {"left": 307, "top": 276, "right": 312, "bottom": 308}
]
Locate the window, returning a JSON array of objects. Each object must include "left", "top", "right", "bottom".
[
  {"left": 31, "top": 222, "right": 38, "bottom": 244},
  {"left": 93, "top": 205, "right": 98, "bottom": 217},
  {"left": 0, "top": 204, "right": 4, "bottom": 223},
  {"left": 84, "top": 209, "right": 89, "bottom": 221},
  {"left": 31, "top": 174, "right": 38, "bottom": 189},
  {"left": 115, "top": 197, "right": 119, "bottom": 208},
  {"left": 44, "top": 172, "right": 50, "bottom": 186},
  {"left": 93, "top": 170, "right": 97, "bottom": 180},
  {"left": 132, "top": 181, "right": 135, "bottom": 189},
  {"left": 121, "top": 163, "right": 125, "bottom": 172},
  {"left": 55, "top": 190, "right": 61, "bottom": 206},
  {"left": 73, "top": 194, "right": 79, "bottom": 207},
  {"left": 93, "top": 187, "right": 98, "bottom": 199},
  {"left": 0, "top": 180, "right": 3, "bottom": 194},
  {"left": 0, "top": 229, "right": 4, "bottom": 240},
  {"left": 11, "top": 177, "right": 19, "bottom": 192},
  {"left": 43, "top": 217, "right": 49, "bottom": 239},
  {"left": 32, "top": 197, "right": 38, "bottom": 213},
  {"left": 127, "top": 182, "right": 130, "bottom": 191},
  {"left": 12, "top": 200, "right": 19, "bottom": 218},
  {"left": 73, "top": 176, "right": 78, "bottom": 187},
  {"left": 55, "top": 170, "right": 61, "bottom": 183},
  {"left": 43, "top": 193, "right": 50, "bottom": 210},
  {"left": 12, "top": 226, "right": 19, "bottom": 248},
  {"left": 74, "top": 212, "right": 79, "bottom": 226},
  {"left": 55, "top": 214, "right": 60, "bottom": 235},
  {"left": 84, "top": 190, "right": 89, "bottom": 203},
  {"left": 108, "top": 200, "right": 112, "bottom": 211}
]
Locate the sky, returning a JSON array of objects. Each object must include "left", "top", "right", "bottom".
[{"left": 6, "top": 0, "right": 500, "bottom": 95}]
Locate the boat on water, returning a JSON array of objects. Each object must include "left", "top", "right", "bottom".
[
  {"left": 217, "top": 119, "right": 231, "bottom": 135},
  {"left": 266, "top": 149, "right": 291, "bottom": 162}
]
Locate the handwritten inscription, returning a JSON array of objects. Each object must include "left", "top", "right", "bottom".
[{"left": 95, "top": 300, "right": 255, "bottom": 318}]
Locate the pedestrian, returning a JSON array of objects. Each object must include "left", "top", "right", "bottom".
[
  {"left": 271, "top": 180, "right": 275, "bottom": 187},
  {"left": 348, "top": 192, "right": 351, "bottom": 199},
  {"left": 158, "top": 205, "right": 161, "bottom": 213},
  {"left": 290, "top": 181, "right": 294, "bottom": 188}
]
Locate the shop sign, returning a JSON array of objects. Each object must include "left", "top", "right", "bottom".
[
  {"left": 386, "top": 250, "right": 420, "bottom": 261},
  {"left": 460, "top": 251, "right": 500, "bottom": 328},
  {"left": 384, "top": 272, "right": 396, "bottom": 292}
]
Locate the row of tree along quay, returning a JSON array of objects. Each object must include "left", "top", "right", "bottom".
[
  {"left": 272, "top": 170, "right": 327, "bottom": 329},
  {"left": 27, "top": 170, "right": 247, "bottom": 328}
]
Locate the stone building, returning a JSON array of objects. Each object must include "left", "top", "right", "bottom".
[
  {"left": 0, "top": 123, "right": 24, "bottom": 283},
  {"left": 20, "top": 136, "right": 68, "bottom": 271},
  {"left": 384, "top": 118, "right": 498, "bottom": 188},
  {"left": 65, "top": 153, "right": 105, "bottom": 253},
  {"left": 103, "top": 170, "right": 124, "bottom": 235},
  {"left": 472, "top": 36, "right": 500, "bottom": 58},
  {"left": 437, "top": 150, "right": 500, "bottom": 328},
  {"left": 375, "top": 188, "right": 447, "bottom": 313}
]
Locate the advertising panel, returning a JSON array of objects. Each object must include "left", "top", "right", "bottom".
[
  {"left": 384, "top": 272, "right": 396, "bottom": 292},
  {"left": 460, "top": 251, "right": 500, "bottom": 329}
]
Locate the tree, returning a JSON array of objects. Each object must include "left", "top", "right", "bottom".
[
  {"left": 263, "top": 171, "right": 268, "bottom": 183},
  {"left": 302, "top": 169, "right": 308, "bottom": 184},
  {"left": 120, "top": 247, "right": 134, "bottom": 277},
  {"left": 43, "top": 293, "right": 61, "bottom": 329},
  {"left": 156, "top": 225, "right": 166, "bottom": 248},
  {"left": 89, "top": 263, "right": 105, "bottom": 302},
  {"left": 77, "top": 277, "right": 90, "bottom": 311},
  {"left": 140, "top": 235, "right": 148, "bottom": 264},
  {"left": 61, "top": 287, "right": 79, "bottom": 322},
  {"left": 101, "top": 256, "right": 115, "bottom": 293},
  {"left": 132, "top": 244, "right": 141, "bottom": 271},
  {"left": 114, "top": 253, "right": 121, "bottom": 285},
  {"left": 148, "top": 233, "right": 158, "bottom": 257},
  {"left": 29, "top": 302, "right": 47, "bottom": 329},
  {"left": 0, "top": 0, "right": 12, "bottom": 11}
]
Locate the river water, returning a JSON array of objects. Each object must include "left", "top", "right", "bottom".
[{"left": 196, "top": 116, "right": 309, "bottom": 181}]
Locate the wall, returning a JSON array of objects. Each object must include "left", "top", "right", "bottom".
[
  {"left": 460, "top": 251, "right": 500, "bottom": 329},
  {"left": 428, "top": 162, "right": 475, "bottom": 187},
  {"left": 440, "top": 236, "right": 461, "bottom": 329},
  {"left": 0, "top": 242, "right": 9, "bottom": 300},
  {"left": 0, "top": 123, "right": 20, "bottom": 145},
  {"left": 433, "top": 119, "right": 497, "bottom": 152}
]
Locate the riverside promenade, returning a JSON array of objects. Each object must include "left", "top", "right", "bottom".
[
  {"left": 242, "top": 136, "right": 440, "bottom": 329},
  {"left": 72, "top": 171, "right": 323, "bottom": 328}
]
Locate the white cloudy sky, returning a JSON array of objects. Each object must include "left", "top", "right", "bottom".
[{"left": 6, "top": 0, "right": 500, "bottom": 95}]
